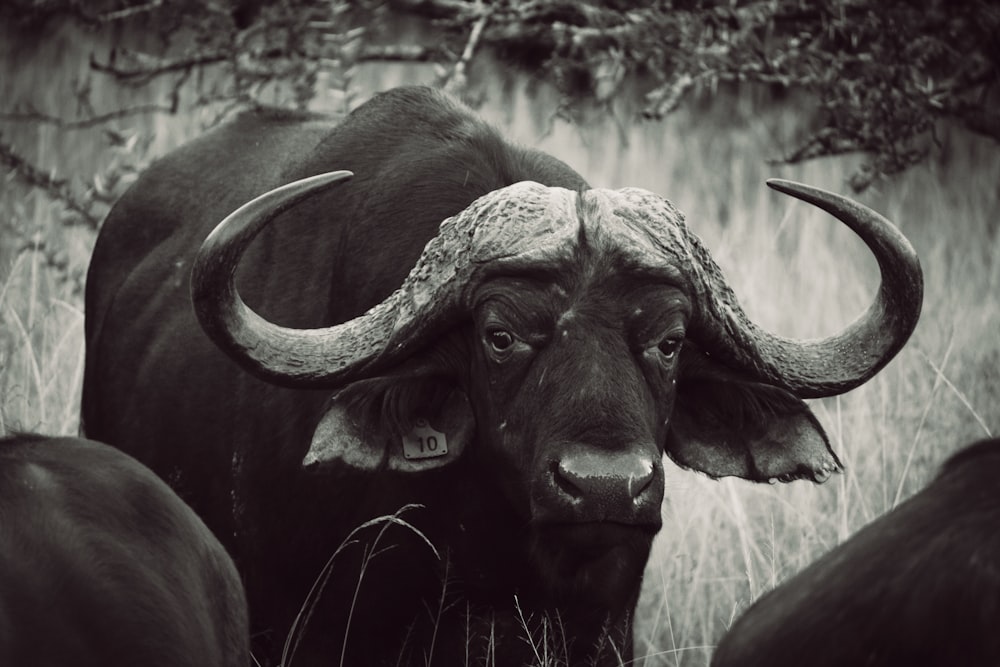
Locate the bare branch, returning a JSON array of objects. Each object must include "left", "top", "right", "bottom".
[
  {"left": 0, "top": 102, "right": 178, "bottom": 130},
  {"left": 2, "top": 0, "right": 170, "bottom": 28},
  {"left": 388, "top": 0, "right": 481, "bottom": 20},
  {"left": 90, "top": 50, "right": 230, "bottom": 85},
  {"left": 0, "top": 135, "right": 100, "bottom": 229},
  {"left": 356, "top": 44, "right": 446, "bottom": 62},
  {"left": 99, "top": 0, "right": 165, "bottom": 23},
  {"left": 442, "top": 6, "right": 491, "bottom": 94},
  {"left": 768, "top": 129, "right": 865, "bottom": 165}
]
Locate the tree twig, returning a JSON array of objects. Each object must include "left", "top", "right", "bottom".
[
  {"left": 90, "top": 50, "right": 230, "bottom": 85},
  {"left": 442, "top": 5, "right": 490, "bottom": 93},
  {"left": 0, "top": 102, "right": 178, "bottom": 130},
  {"left": 0, "top": 136, "right": 100, "bottom": 229}
]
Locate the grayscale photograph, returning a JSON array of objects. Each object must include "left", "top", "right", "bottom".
[{"left": 1, "top": 1, "right": 997, "bottom": 665}]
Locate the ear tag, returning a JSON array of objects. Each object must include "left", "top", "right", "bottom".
[{"left": 402, "top": 418, "right": 448, "bottom": 459}]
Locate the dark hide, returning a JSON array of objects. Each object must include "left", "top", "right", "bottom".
[
  {"left": 0, "top": 434, "right": 247, "bottom": 667},
  {"left": 711, "top": 437, "right": 1000, "bottom": 667},
  {"left": 83, "top": 86, "right": 838, "bottom": 666}
]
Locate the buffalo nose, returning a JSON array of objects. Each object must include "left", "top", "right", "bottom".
[{"left": 553, "top": 451, "right": 656, "bottom": 505}]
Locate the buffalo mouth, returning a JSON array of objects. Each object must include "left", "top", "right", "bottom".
[
  {"left": 536, "top": 520, "right": 660, "bottom": 555},
  {"left": 524, "top": 520, "right": 659, "bottom": 608}
]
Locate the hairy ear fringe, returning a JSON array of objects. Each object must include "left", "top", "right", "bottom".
[
  {"left": 674, "top": 376, "right": 810, "bottom": 440},
  {"left": 667, "top": 348, "right": 840, "bottom": 484},
  {"left": 336, "top": 375, "right": 456, "bottom": 441}
]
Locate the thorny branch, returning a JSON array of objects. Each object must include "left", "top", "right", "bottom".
[
  {"left": 386, "top": 0, "right": 1000, "bottom": 190},
  {"left": 2, "top": 0, "right": 999, "bottom": 191}
]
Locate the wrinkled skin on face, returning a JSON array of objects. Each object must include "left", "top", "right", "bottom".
[
  {"left": 317, "top": 243, "right": 696, "bottom": 659},
  {"left": 329, "top": 248, "right": 688, "bottom": 633},
  {"left": 467, "top": 253, "right": 689, "bottom": 606}
]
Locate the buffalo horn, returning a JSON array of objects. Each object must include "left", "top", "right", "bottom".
[
  {"left": 192, "top": 176, "right": 579, "bottom": 388},
  {"left": 694, "top": 179, "right": 923, "bottom": 397},
  {"left": 191, "top": 171, "right": 368, "bottom": 386},
  {"left": 192, "top": 174, "right": 923, "bottom": 399}
]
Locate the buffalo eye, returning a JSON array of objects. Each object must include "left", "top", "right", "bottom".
[
  {"left": 656, "top": 337, "right": 682, "bottom": 360},
  {"left": 486, "top": 328, "right": 515, "bottom": 355}
]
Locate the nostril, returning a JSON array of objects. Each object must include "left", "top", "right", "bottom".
[
  {"left": 628, "top": 463, "right": 655, "bottom": 500},
  {"left": 553, "top": 453, "right": 657, "bottom": 503},
  {"left": 552, "top": 460, "right": 584, "bottom": 499}
]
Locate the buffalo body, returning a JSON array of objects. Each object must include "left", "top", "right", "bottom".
[
  {"left": 712, "top": 438, "right": 1000, "bottom": 667},
  {"left": 0, "top": 434, "right": 248, "bottom": 667}
]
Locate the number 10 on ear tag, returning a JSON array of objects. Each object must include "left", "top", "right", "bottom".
[{"left": 402, "top": 418, "right": 448, "bottom": 459}]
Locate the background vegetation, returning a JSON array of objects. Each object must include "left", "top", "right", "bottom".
[{"left": 1, "top": 1, "right": 998, "bottom": 665}]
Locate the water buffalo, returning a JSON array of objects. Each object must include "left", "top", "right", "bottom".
[
  {"left": 711, "top": 437, "right": 1000, "bottom": 667},
  {"left": 82, "top": 86, "right": 923, "bottom": 665},
  {"left": 0, "top": 433, "right": 248, "bottom": 667}
]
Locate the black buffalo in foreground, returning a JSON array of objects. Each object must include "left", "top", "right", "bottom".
[
  {"left": 82, "top": 86, "right": 923, "bottom": 666},
  {"left": 0, "top": 434, "right": 248, "bottom": 667},
  {"left": 712, "top": 437, "right": 1000, "bottom": 667}
]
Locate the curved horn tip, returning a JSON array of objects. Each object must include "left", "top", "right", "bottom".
[
  {"left": 765, "top": 178, "right": 817, "bottom": 199},
  {"left": 303, "top": 170, "right": 354, "bottom": 187},
  {"left": 265, "top": 170, "right": 354, "bottom": 200}
]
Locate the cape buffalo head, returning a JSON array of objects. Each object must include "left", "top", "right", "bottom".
[{"left": 191, "top": 173, "right": 922, "bottom": 608}]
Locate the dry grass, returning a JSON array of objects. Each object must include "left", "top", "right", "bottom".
[
  {"left": 2, "top": 22, "right": 998, "bottom": 667},
  {"left": 623, "top": 109, "right": 999, "bottom": 666}
]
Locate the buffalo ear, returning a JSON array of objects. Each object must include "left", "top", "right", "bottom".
[
  {"left": 665, "top": 350, "right": 843, "bottom": 483},
  {"left": 305, "top": 373, "right": 474, "bottom": 473}
]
